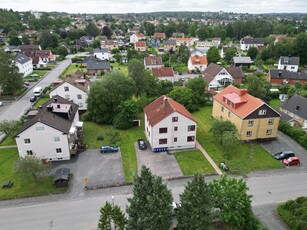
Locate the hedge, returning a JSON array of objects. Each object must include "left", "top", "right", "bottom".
[{"left": 278, "top": 121, "right": 307, "bottom": 149}]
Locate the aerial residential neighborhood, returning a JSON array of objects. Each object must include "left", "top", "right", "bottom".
[{"left": 0, "top": 4, "right": 307, "bottom": 230}]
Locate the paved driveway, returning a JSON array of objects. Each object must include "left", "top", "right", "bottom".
[
  {"left": 135, "top": 142, "right": 183, "bottom": 179},
  {"left": 51, "top": 149, "right": 125, "bottom": 197}
]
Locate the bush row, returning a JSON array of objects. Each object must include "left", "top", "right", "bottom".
[
  {"left": 277, "top": 197, "right": 307, "bottom": 230},
  {"left": 278, "top": 121, "right": 307, "bottom": 149}
]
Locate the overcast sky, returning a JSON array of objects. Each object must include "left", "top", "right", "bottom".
[{"left": 1, "top": 0, "right": 307, "bottom": 14}]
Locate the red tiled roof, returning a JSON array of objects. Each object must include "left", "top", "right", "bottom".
[
  {"left": 154, "top": 32, "right": 165, "bottom": 38},
  {"left": 191, "top": 55, "right": 208, "bottom": 65},
  {"left": 203, "top": 63, "right": 244, "bottom": 83},
  {"left": 151, "top": 67, "right": 174, "bottom": 77},
  {"left": 135, "top": 41, "right": 146, "bottom": 47},
  {"left": 136, "top": 33, "right": 145, "bottom": 38},
  {"left": 144, "top": 55, "right": 163, "bottom": 66},
  {"left": 170, "top": 37, "right": 193, "bottom": 41},
  {"left": 214, "top": 85, "right": 264, "bottom": 119},
  {"left": 144, "top": 95, "right": 197, "bottom": 126}
]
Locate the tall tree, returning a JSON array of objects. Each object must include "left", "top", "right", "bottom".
[
  {"left": 168, "top": 87, "right": 199, "bottom": 112},
  {"left": 0, "top": 120, "right": 20, "bottom": 139},
  {"left": 246, "top": 75, "right": 270, "bottom": 99},
  {"left": 102, "top": 26, "right": 113, "bottom": 39},
  {"left": 0, "top": 50, "right": 22, "bottom": 95},
  {"left": 113, "top": 99, "right": 139, "bottom": 130},
  {"left": 126, "top": 166, "right": 173, "bottom": 230},
  {"left": 85, "top": 22, "right": 100, "bottom": 37},
  {"left": 98, "top": 202, "right": 127, "bottom": 230},
  {"left": 206, "top": 46, "right": 221, "bottom": 64},
  {"left": 128, "top": 59, "right": 148, "bottom": 96},
  {"left": 210, "top": 119, "right": 239, "bottom": 147},
  {"left": 247, "top": 47, "right": 259, "bottom": 60},
  {"left": 177, "top": 174, "right": 215, "bottom": 230},
  {"left": 186, "top": 77, "right": 207, "bottom": 107},
  {"left": 145, "top": 22, "right": 155, "bottom": 36},
  {"left": 86, "top": 72, "right": 135, "bottom": 124},
  {"left": 224, "top": 48, "right": 237, "bottom": 63},
  {"left": 9, "top": 36, "right": 22, "bottom": 46},
  {"left": 178, "top": 44, "right": 190, "bottom": 64},
  {"left": 40, "top": 31, "right": 58, "bottom": 49}
]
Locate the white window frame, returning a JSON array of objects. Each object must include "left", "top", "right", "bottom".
[
  {"left": 36, "top": 126, "right": 45, "bottom": 132},
  {"left": 259, "top": 109, "right": 267, "bottom": 115},
  {"left": 53, "top": 136, "right": 60, "bottom": 142},
  {"left": 246, "top": 131, "right": 252, "bottom": 137},
  {"left": 248, "top": 121, "right": 254, "bottom": 127}
]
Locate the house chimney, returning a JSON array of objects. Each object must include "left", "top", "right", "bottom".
[
  {"left": 163, "top": 96, "right": 168, "bottom": 107},
  {"left": 239, "top": 89, "right": 248, "bottom": 96}
]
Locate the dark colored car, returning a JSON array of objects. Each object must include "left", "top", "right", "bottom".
[
  {"left": 100, "top": 145, "right": 119, "bottom": 153},
  {"left": 30, "top": 96, "right": 37, "bottom": 102},
  {"left": 137, "top": 139, "right": 147, "bottom": 150},
  {"left": 2, "top": 180, "right": 13, "bottom": 188},
  {"left": 282, "top": 157, "right": 300, "bottom": 166},
  {"left": 219, "top": 162, "right": 229, "bottom": 172},
  {"left": 273, "top": 151, "right": 295, "bottom": 160}
]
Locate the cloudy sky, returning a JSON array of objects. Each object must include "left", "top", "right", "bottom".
[{"left": 1, "top": 0, "right": 307, "bottom": 14}]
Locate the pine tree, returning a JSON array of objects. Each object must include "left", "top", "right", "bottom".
[{"left": 98, "top": 202, "right": 127, "bottom": 230}]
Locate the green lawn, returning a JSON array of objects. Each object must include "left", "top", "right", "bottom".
[
  {"left": 83, "top": 120, "right": 145, "bottom": 183},
  {"left": 193, "top": 107, "right": 284, "bottom": 173},
  {"left": 269, "top": 99, "right": 280, "bottom": 110},
  {"left": 0, "top": 148, "right": 66, "bottom": 200},
  {"left": 0, "top": 136, "right": 16, "bottom": 146},
  {"left": 33, "top": 97, "right": 50, "bottom": 107},
  {"left": 61, "top": 64, "right": 85, "bottom": 77},
  {"left": 175, "top": 150, "right": 215, "bottom": 175},
  {"left": 112, "top": 62, "right": 128, "bottom": 76}
]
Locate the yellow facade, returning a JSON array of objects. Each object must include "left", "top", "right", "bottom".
[{"left": 212, "top": 100, "right": 280, "bottom": 140}]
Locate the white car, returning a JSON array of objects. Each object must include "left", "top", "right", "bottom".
[{"left": 0, "top": 101, "right": 3, "bottom": 107}]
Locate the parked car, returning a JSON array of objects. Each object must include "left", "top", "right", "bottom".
[
  {"left": 219, "top": 162, "right": 229, "bottom": 172},
  {"left": 273, "top": 151, "right": 295, "bottom": 160},
  {"left": 137, "top": 139, "right": 147, "bottom": 150},
  {"left": 2, "top": 180, "right": 13, "bottom": 188},
  {"left": 0, "top": 101, "right": 3, "bottom": 107},
  {"left": 30, "top": 96, "right": 37, "bottom": 102},
  {"left": 282, "top": 157, "right": 300, "bottom": 166},
  {"left": 100, "top": 145, "right": 119, "bottom": 153},
  {"left": 172, "top": 202, "right": 181, "bottom": 216}
]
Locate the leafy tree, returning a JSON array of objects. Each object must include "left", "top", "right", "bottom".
[
  {"left": 186, "top": 77, "right": 207, "bottom": 107},
  {"left": 247, "top": 47, "right": 259, "bottom": 60},
  {"left": 168, "top": 87, "right": 199, "bottom": 112},
  {"left": 145, "top": 22, "right": 155, "bottom": 36},
  {"left": 57, "top": 46, "right": 68, "bottom": 57},
  {"left": 164, "top": 22, "right": 176, "bottom": 38},
  {"left": 98, "top": 202, "right": 127, "bottom": 230},
  {"left": 86, "top": 72, "right": 135, "bottom": 124},
  {"left": 22, "top": 35, "right": 30, "bottom": 45},
  {"left": 177, "top": 174, "right": 215, "bottom": 230},
  {"left": 113, "top": 99, "right": 138, "bottom": 129},
  {"left": 197, "top": 25, "right": 210, "bottom": 41},
  {"left": 245, "top": 75, "right": 269, "bottom": 99},
  {"left": 67, "top": 29, "right": 87, "bottom": 40},
  {"left": 210, "top": 175, "right": 258, "bottom": 229},
  {"left": 0, "top": 120, "right": 20, "bottom": 139},
  {"left": 85, "top": 22, "right": 100, "bottom": 37},
  {"left": 294, "top": 32, "right": 307, "bottom": 64},
  {"left": 14, "top": 155, "right": 51, "bottom": 182},
  {"left": 178, "top": 45, "right": 190, "bottom": 64},
  {"left": 224, "top": 48, "right": 237, "bottom": 63},
  {"left": 102, "top": 26, "right": 113, "bottom": 39},
  {"left": 126, "top": 166, "right": 173, "bottom": 230},
  {"left": 40, "top": 31, "right": 58, "bottom": 49},
  {"left": 0, "top": 50, "right": 23, "bottom": 95},
  {"left": 206, "top": 46, "right": 220, "bottom": 64},
  {"left": 210, "top": 119, "right": 239, "bottom": 147},
  {"left": 128, "top": 59, "right": 148, "bottom": 96},
  {"left": 9, "top": 36, "right": 22, "bottom": 46},
  {"left": 188, "top": 22, "right": 198, "bottom": 37}
]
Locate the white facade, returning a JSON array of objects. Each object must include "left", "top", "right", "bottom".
[
  {"left": 188, "top": 59, "right": 207, "bottom": 72},
  {"left": 130, "top": 34, "right": 145, "bottom": 43},
  {"left": 207, "top": 68, "right": 234, "bottom": 90},
  {"left": 278, "top": 60, "right": 298, "bottom": 72},
  {"left": 49, "top": 82, "right": 88, "bottom": 110},
  {"left": 15, "top": 59, "right": 33, "bottom": 77},
  {"left": 94, "top": 50, "right": 110, "bottom": 61},
  {"left": 145, "top": 112, "right": 197, "bottom": 151}
]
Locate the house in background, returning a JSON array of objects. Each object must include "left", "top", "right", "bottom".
[
  {"left": 212, "top": 38, "right": 221, "bottom": 47},
  {"left": 93, "top": 48, "right": 110, "bottom": 60},
  {"left": 240, "top": 36, "right": 265, "bottom": 51},
  {"left": 169, "top": 37, "right": 194, "bottom": 47},
  {"left": 14, "top": 54, "right": 33, "bottom": 77},
  {"left": 203, "top": 63, "right": 244, "bottom": 91},
  {"left": 151, "top": 67, "right": 176, "bottom": 83},
  {"left": 188, "top": 55, "right": 208, "bottom": 72},
  {"left": 220, "top": 46, "right": 237, "bottom": 58},
  {"left": 267, "top": 69, "right": 307, "bottom": 85},
  {"left": 280, "top": 95, "right": 307, "bottom": 129},
  {"left": 130, "top": 33, "right": 146, "bottom": 43},
  {"left": 86, "top": 61, "right": 111, "bottom": 74},
  {"left": 100, "top": 40, "right": 119, "bottom": 51},
  {"left": 212, "top": 85, "right": 280, "bottom": 141},
  {"left": 164, "top": 40, "right": 177, "bottom": 52},
  {"left": 134, "top": 41, "right": 146, "bottom": 52},
  {"left": 154, "top": 32, "right": 166, "bottom": 40},
  {"left": 144, "top": 95, "right": 197, "bottom": 152},
  {"left": 144, "top": 55, "right": 163, "bottom": 69},
  {"left": 190, "top": 49, "right": 204, "bottom": 57},
  {"left": 232, "top": 56, "right": 253, "bottom": 68},
  {"left": 15, "top": 96, "right": 83, "bottom": 161},
  {"left": 277, "top": 56, "right": 299, "bottom": 72},
  {"left": 80, "top": 55, "right": 101, "bottom": 67}
]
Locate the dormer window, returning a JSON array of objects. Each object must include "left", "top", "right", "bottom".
[{"left": 259, "top": 109, "right": 267, "bottom": 115}]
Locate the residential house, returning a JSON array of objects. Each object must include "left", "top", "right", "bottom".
[
  {"left": 240, "top": 36, "right": 265, "bottom": 51},
  {"left": 144, "top": 55, "right": 163, "bottom": 69},
  {"left": 50, "top": 73, "right": 90, "bottom": 111},
  {"left": 232, "top": 56, "right": 253, "bottom": 68},
  {"left": 0, "top": 28, "right": 7, "bottom": 41},
  {"left": 169, "top": 37, "right": 194, "bottom": 47},
  {"left": 267, "top": 69, "right": 307, "bottom": 85},
  {"left": 277, "top": 56, "right": 299, "bottom": 72},
  {"left": 144, "top": 95, "right": 197, "bottom": 151},
  {"left": 152, "top": 67, "right": 176, "bottom": 83},
  {"left": 203, "top": 63, "right": 244, "bottom": 91},
  {"left": 87, "top": 61, "right": 111, "bottom": 74},
  {"left": 134, "top": 41, "right": 146, "bottom": 52},
  {"left": 15, "top": 96, "right": 83, "bottom": 161},
  {"left": 35, "top": 50, "right": 56, "bottom": 62},
  {"left": 164, "top": 40, "right": 177, "bottom": 52},
  {"left": 93, "top": 48, "right": 110, "bottom": 60},
  {"left": 212, "top": 85, "right": 280, "bottom": 140},
  {"left": 212, "top": 38, "right": 221, "bottom": 47},
  {"left": 154, "top": 32, "right": 166, "bottom": 40},
  {"left": 130, "top": 33, "right": 145, "bottom": 43},
  {"left": 188, "top": 55, "right": 208, "bottom": 72},
  {"left": 100, "top": 40, "right": 119, "bottom": 51},
  {"left": 19, "top": 45, "right": 41, "bottom": 51},
  {"left": 195, "top": 40, "right": 214, "bottom": 53},
  {"left": 280, "top": 95, "right": 307, "bottom": 129},
  {"left": 220, "top": 46, "right": 237, "bottom": 58},
  {"left": 190, "top": 49, "right": 205, "bottom": 57},
  {"left": 4, "top": 46, "right": 21, "bottom": 53},
  {"left": 274, "top": 34, "right": 287, "bottom": 45},
  {"left": 80, "top": 55, "right": 101, "bottom": 67},
  {"left": 14, "top": 54, "right": 33, "bottom": 77},
  {"left": 77, "top": 36, "right": 94, "bottom": 47}
]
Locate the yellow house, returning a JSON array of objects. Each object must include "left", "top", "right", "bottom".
[
  {"left": 134, "top": 41, "right": 146, "bottom": 52},
  {"left": 212, "top": 85, "right": 280, "bottom": 141}
]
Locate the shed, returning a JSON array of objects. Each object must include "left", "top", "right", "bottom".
[{"left": 53, "top": 168, "right": 70, "bottom": 188}]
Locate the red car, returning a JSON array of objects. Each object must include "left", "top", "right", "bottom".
[{"left": 282, "top": 157, "right": 300, "bottom": 166}]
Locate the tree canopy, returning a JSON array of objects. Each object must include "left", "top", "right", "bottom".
[
  {"left": 206, "top": 46, "right": 221, "bottom": 64},
  {"left": 85, "top": 22, "right": 100, "bottom": 37}
]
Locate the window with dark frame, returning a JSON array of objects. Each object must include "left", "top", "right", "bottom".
[
  {"left": 56, "top": 148, "right": 62, "bottom": 153},
  {"left": 174, "top": 137, "right": 177, "bottom": 142},
  {"left": 64, "top": 86, "right": 69, "bottom": 91},
  {"left": 174, "top": 126, "right": 178, "bottom": 131},
  {"left": 159, "top": 127, "right": 168, "bottom": 133},
  {"left": 24, "top": 138, "right": 31, "bottom": 144},
  {"left": 188, "top": 125, "right": 195, "bottom": 131},
  {"left": 172, "top": 117, "right": 178, "bottom": 122},
  {"left": 159, "top": 138, "right": 167, "bottom": 144},
  {"left": 187, "top": 136, "right": 195, "bottom": 142}
]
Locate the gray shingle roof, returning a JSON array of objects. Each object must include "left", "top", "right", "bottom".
[
  {"left": 87, "top": 61, "right": 110, "bottom": 70},
  {"left": 269, "top": 69, "right": 307, "bottom": 80},
  {"left": 280, "top": 95, "right": 307, "bottom": 120},
  {"left": 279, "top": 56, "right": 300, "bottom": 65},
  {"left": 16, "top": 96, "right": 79, "bottom": 136},
  {"left": 164, "top": 40, "right": 176, "bottom": 45},
  {"left": 93, "top": 48, "right": 109, "bottom": 54},
  {"left": 232, "top": 56, "right": 253, "bottom": 64},
  {"left": 242, "top": 38, "right": 264, "bottom": 45},
  {"left": 15, "top": 54, "right": 31, "bottom": 64}
]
